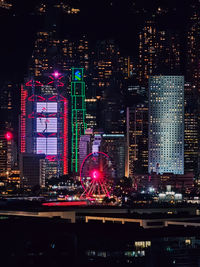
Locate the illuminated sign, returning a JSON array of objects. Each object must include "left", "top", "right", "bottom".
[
  {"left": 72, "top": 68, "right": 83, "bottom": 82},
  {"left": 74, "top": 70, "right": 82, "bottom": 81}
]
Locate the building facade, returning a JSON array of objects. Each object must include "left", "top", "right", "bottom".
[
  {"left": 101, "top": 134, "right": 125, "bottom": 179},
  {"left": 126, "top": 104, "right": 148, "bottom": 177},
  {"left": 148, "top": 76, "right": 184, "bottom": 174},
  {"left": 71, "top": 68, "right": 87, "bottom": 173},
  {"left": 20, "top": 71, "right": 69, "bottom": 186}
]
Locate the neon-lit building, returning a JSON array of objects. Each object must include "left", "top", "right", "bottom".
[
  {"left": 71, "top": 68, "right": 87, "bottom": 173},
  {"left": 20, "top": 72, "right": 68, "bottom": 186},
  {"left": 148, "top": 76, "right": 184, "bottom": 175}
]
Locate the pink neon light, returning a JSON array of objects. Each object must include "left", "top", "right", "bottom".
[
  {"left": 42, "top": 201, "right": 87, "bottom": 207},
  {"left": 63, "top": 98, "right": 68, "bottom": 175},
  {"left": 52, "top": 71, "right": 60, "bottom": 78},
  {"left": 5, "top": 132, "right": 13, "bottom": 141},
  {"left": 20, "top": 85, "right": 27, "bottom": 153},
  {"left": 91, "top": 170, "right": 101, "bottom": 180},
  {"left": 58, "top": 75, "right": 64, "bottom": 80}
]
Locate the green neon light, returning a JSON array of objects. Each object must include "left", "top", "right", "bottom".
[{"left": 71, "top": 68, "right": 86, "bottom": 173}]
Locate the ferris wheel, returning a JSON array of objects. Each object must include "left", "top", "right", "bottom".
[{"left": 80, "top": 152, "right": 115, "bottom": 198}]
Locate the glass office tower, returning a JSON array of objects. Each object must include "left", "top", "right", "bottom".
[{"left": 148, "top": 76, "right": 184, "bottom": 174}]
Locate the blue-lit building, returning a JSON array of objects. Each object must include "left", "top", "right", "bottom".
[{"left": 148, "top": 76, "right": 184, "bottom": 175}]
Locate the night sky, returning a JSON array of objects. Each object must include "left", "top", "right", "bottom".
[{"left": 0, "top": 0, "right": 196, "bottom": 83}]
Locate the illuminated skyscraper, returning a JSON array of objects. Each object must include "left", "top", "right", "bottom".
[
  {"left": 101, "top": 134, "right": 125, "bottom": 179},
  {"left": 184, "top": 82, "right": 198, "bottom": 174},
  {"left": 186, "top": 10, "right": 200, "bottom": 88},
  {"left": 138, "top": 20, "right": 180, "bottom": 87},
  {"left": 71, "top": 68, "right": 87, "bottom": 173},
  {"left": 20, "top": 71, "right": 68, "bottom": 186},
  {"left": 91, "top": 40, "right": 124, "bottom": 131},
  {"left": 148, "top": 76, "right": 184, "bottom": 175},
  {"left": 126, "top": 104, "right": 148, "bottom": 177},
  {"left": 187, "top": 8, "right": 200, "bottom": 175}
]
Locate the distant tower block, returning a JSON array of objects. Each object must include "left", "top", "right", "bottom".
[{"left": 71, "top": 68, "right": 87, "bottom": 173}]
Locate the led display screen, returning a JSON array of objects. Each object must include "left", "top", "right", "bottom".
[
  {"left": 37, "top": 102, "right": 57, "bottom": 113},
  {"left": 36, "top": 137, "right": 57, "bottom": 155},
  {"left": 37, "top": 118, "right": 57, "bottom": 133}
]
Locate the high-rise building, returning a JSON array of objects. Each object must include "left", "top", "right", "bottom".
[
  {"left": 187, "top": 8, "right": 200, "bottom": 176},
  {"left": 186, "top": 10, "right": 200, "bottom": 88},
  {"left": 126, "top": 104, "right": 148, "bottom": 177},
  {"left": 29, "top": 32, "right": 89, "bottom": 80},
  {"left": 91, "top": 40, "right": 124, "bottom": 131},
  {"left": 101, "top": 134, "right": 125, "bottom": 179},
  {"left": 138, "top": 20, "right": 181, "bottom": 87},
  {"left": 71, "top": 68, "right": 87, "bottom": 173},
  {"left": 0, "top": 131, "right": 14, "bottom": 177},
  {"left": 184, "top": 82, "right": 198, "bottom": 174},
  {"left": 20, "top": 71, "right": 69, "bottom": 186},
  {"left": 20, "top": 153, "right": 45, "bottom": 188},
  {"left": 79, "top": 130, "right": 92, "bottom": 171},
  {"left": 148, "top": 76, "right": 184, "bottom": 175}
]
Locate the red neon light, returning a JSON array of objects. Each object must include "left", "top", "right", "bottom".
[
  {"left": 48, "top": 96, "right": 57, "bottom": 101},
  {"left": 63, "top": 98, "right": 68, "bottom": 175},
  {"left": 5, "top": 132, "right": 13, "bottom": 141},
  {"left": 37, "top": 96, "right": 46, "bottom": 101},
  {"left": 48, "top": 113, "right": 57, "bottom": 117},
  {"left": 59, "top": 95, "right": 65, "bottom": 101},
  {"left": 20, "top": 85, "right": 27, "bottom": 153},
  {"left": 46, "top": 155, "right": 57, "bottom": 162},
  {"left": 58, "top": 75, "right": 64, "bottom": 80},
  {"left": 37, "top": 133, "right": 45, "bottom": 137},
  {"left": 58, "top": 82, "right": 64, "bottom": 87},
  {"left": 42, "top": 201, "right": 87, "bottom": 207},
  {"left": 35, "top": 81, "right": 43, "bottom": 86},
  {"left": 28, "top": 95, "right": 35, "bottom": 101},
  {"left": 28, "top": 112, "right": 35, "bottom": 118},
  {"left": 47, "top": 81, "right": 53, "bottom": 85},
  {"left": 37, "top": 113, "right": 45, "bottom": 117},
  {"left": 49, "top": 133, "right": 56, "bottom": 136},
  {"left": 25, "top": 80, "right": 33, "bottom": 87}
]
